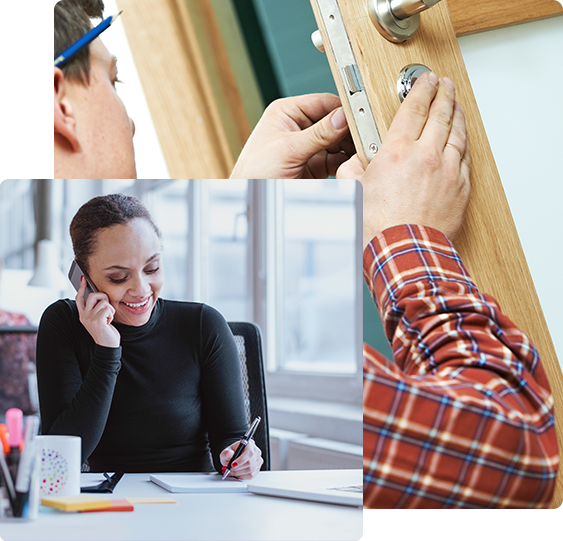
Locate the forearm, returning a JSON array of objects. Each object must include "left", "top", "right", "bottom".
[
  {"left": 363, "top": 224, "right": 559, "bottom": 508},
  {"left": 199, "top": 306, "right": 249, "bottom": 473},
  {"left": 365, "top": 225, "right": 545, "bottom": 380},
  {"left": 38, "top": 343, "right": 121, "bottom": 462},
  {"left": 205, "top": 367, "right": 248, "bottom": 475}
]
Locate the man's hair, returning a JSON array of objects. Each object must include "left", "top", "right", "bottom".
[{"left": 54, "top": 0, "right": 105, "bottom": 85}]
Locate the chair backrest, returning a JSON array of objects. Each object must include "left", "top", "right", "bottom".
[
  {"left": 227, "top": 322, "right": 270, "bottom": 471},
  {"left": 0, "top": 324, "right": 38, "bottom": 417},
  {"left": 0, "top": 326, "right": 39, "bottom": 334}
]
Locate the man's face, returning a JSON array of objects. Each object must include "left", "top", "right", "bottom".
[{"left": 66, "top": 37, "right": 137, "bottom": 178}]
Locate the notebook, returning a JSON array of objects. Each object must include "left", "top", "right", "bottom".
[
  {"left": 149, "top": 473, "right": 247, "bottom": 493},
  {"left": 246, "top": 469, "right": 363, "bottom": 507}
]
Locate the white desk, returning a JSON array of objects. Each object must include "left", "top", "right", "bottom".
[{"left": 0, "top": 471, "right": 362, "bottom": 541}]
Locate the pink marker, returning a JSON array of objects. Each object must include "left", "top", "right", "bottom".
[
  {"left": 5, "top": 408, "right": 23, "bottom": 484},
  {"left": 6, "top": 409, "right": 23, "bottom": 447}
]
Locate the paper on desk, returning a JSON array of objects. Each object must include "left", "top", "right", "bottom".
[{"left": 149, "top": 473, "right": 248, "bottom": 493}]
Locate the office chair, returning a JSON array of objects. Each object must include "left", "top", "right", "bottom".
[
  {"left": 227, "top": 322, "right": 270, "bottom": 471},
  {"left": 0, "top": 324, "right": 39, "bottom": 420}
]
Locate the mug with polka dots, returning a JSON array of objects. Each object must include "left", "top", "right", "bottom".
[{"left": 35, "top": 435, "right": 81, "bottom": 498}]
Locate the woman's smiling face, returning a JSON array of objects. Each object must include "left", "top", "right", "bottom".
[{"left": 86, "top": 218, "right": 164, "bottom": 327}]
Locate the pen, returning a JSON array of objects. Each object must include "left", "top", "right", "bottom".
[
  {"left": 54, "top": 11, "right": 123, "bottom": 67},
  {"left": 5, "top": 408, "right": 23, "bottom": 485},
  {"left": 222, "top": 416, "right": 261, "bottom": 480}
]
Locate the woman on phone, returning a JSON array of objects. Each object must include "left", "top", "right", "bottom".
[{"left": 36, "top": 194, "right": 262, "bottom": 478}]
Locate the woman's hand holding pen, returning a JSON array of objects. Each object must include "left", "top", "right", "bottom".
[
  {"left": 220, "top": 439, "right": 263, "bottom": 480},
  {"left": 76, "top": 276, "right": 121, "bottom": 348}
]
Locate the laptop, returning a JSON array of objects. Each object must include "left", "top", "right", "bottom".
[{"left": 246, "top": 469, "right": 362, "bottom": 507}]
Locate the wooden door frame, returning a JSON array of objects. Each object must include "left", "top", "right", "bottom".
[{"left": 116, "top": 0, "right": 260, "bottom": 179}]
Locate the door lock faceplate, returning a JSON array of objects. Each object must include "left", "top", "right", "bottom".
[{"left": 311, "top": 0, "right": 382, "bottom": 162}]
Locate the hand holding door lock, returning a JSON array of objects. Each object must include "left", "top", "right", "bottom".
[
  {"left": 369, "top": 0, "right": 443, "bottom": 42},
  {"left": 397, "top": 64, "right": 431, "bottom": 102},
  {"left": 309, "top": 0, "right": 436, "bottom": 163}
]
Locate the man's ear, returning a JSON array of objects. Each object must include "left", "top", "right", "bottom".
[{"left": 54, "top": 67, "right": 80, "bottom": 152}]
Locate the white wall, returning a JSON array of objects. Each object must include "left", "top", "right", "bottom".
[{"left": 458, "top": 16, "right": 563, "bottom": 369}]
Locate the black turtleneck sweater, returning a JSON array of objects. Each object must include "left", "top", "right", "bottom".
[{"left": 36, "top": 298, "right": 248, "bottom": 473}]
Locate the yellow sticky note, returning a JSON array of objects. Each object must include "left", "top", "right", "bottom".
[
  {"left": 41, "top": 495, "right": 112, "bottom": 512},
  {"left": 125, "top": 497, "right": 177, "bottom": 504}
]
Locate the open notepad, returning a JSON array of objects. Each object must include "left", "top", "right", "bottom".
[{"left": 149, "top": 473, "right": 248, "bottom": 493}]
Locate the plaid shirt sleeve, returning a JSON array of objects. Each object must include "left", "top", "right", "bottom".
[{"left": 363, "top": 224, "right": 559, "bottom": 508}]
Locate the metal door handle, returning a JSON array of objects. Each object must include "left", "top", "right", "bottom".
[
  {"left": 369, "top": 0, "right": 443, "bottom": 42},
  {"left": 389, "top": 0, "right": 442, "bottom": 19}
]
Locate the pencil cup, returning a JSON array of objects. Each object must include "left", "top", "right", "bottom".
[
  {"left": 0, "top": 448, "right": 40, "bottom": 521},
  {"left": 36, "top": 435, "right": 81, "bottom": 498}
]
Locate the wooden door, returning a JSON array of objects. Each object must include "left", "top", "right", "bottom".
[
  {"left": 310, "top": 0, "right": 563, "bottom": 507},
  {"left": 116, "top": 0, "right": 257, "bottom": 179}
]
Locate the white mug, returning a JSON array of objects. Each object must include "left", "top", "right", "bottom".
[{"left": 36, "top": 435, "right": 81, "bottom": 498}]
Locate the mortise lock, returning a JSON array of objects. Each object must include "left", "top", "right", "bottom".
[
  {"left": 397, "top": 64, "right": 431, "bottom": 102},
  {"left": 310, "top": 0, "right": 383, "bottom": 163},
  {"left": 369, "top": 0, "right": 443, "bottom": 43}
]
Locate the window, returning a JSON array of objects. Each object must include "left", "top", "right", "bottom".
[
  {"left": 146, "top": 180, "right": 190, "bottom": 302},
  {"left": 0, "top": 180, "right": 35, "bottom": 270},
  {"left": 207, "top": 180, "right": 249, "bottom": 321},
  {"left": 278, "top": 180, "right": 356, "bottom": 374}
]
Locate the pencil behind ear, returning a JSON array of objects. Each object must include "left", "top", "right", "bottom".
[{"left": 54, "top": 67, "right": 80, "bottom": 153}]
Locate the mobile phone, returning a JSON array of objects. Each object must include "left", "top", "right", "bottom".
[{"left": 68, "top": 260, "right": 98, "bottom": 301}]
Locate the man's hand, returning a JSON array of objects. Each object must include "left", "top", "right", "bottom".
[
  {"left": 230, "top": 94, "right": 354, "bottom": 179},
  {"left": 338, "top": 72, "right": 471, "bottom": 249}
]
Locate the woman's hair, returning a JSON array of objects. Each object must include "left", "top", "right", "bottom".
[{"left": 70, "top": 194, "right": 161, "bottom": 273}]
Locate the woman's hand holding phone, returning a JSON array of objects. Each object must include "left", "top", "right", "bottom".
[{"left": 76, "top": 276, "right": 121, "bottom": 348}]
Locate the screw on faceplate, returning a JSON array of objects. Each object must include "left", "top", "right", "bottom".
[{"left": 369, "top": 143, "right": 378, "bottom": 154}]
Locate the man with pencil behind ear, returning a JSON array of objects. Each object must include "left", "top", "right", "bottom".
[{"left": 54, "top": 0, "right": 354, "bottom": 180}]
